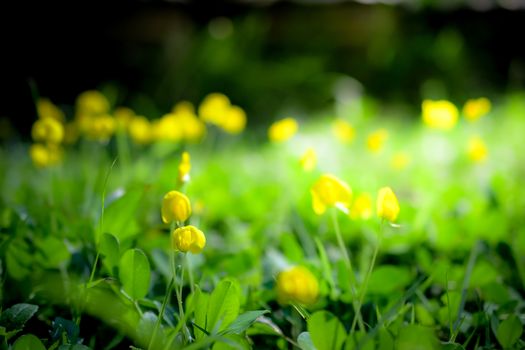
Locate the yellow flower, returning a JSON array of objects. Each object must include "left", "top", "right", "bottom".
[
  {"left": 467, "top": 136, "right": 488, "bottom": 163},
  {"left": 37, "top": 98, "right": 65, "bottom": 122},
  {"left": 172, "top": 225, "right": 206, "bottom": 254},
  {"left": 277, "top": 266, "right": 319, "bottom": 306},
  {"left": 84, "top": 114, "right": 116, "bottom": 141},
  {"left": 29, "top": 143, "right": 63, "bottom": 168},
  {"left": 311, "top": 174, "right": 352, "bottom": 215},
  {"left": 31, "top": 117, "right": 64, "bottom": 144},
  {"left": 173, "top": 106, "right": 206, "bottom": 142},
  {"left": 463, "top": 98, "right": 491, "bottom": 122},
  {"left": 268, "top": 117, "right": 298, "bottom": 143},
  {"left": 332, "top": 119, "right": 355, "bottom": 143},
  {"left": 350, "top": 193, "right": 372, "bottom": 220},
  {"left": 300, "top": 148, "right": 317, "bottom": 172},
  {"left": 162, "top": 190, "right": 192, "bottom": 223},
  {"left": 114, "top": 107, "right": 135, "bottom": 131},
  {"left": 198, "top": 93, "right": 231, "bottom": 125},
  {"left": 421, "top": 100, "right": 458, "bottom": 130},
  {"left": 178, "top": 151, "right": 191, "bottom": 183},
  {"left": 376, "top": 187, "right": 400, "bottom": 222},
  {"left": 366, "top": 129, "right": 388, "bottom": 153},
  {"left": 221, "top": 105, "right": 247, "bottom": 134},
  {"left": 128, "top": 116, "right": 152, "bottom": 145},
  {"left": 153, "top": 114, "right": 182, "bottom": 142},
  {"left": 76, "top": 90, "right": 110, "bottom": 115},
  {"left": 390, "top": 152, "right": 410, "bottom": 170},
  {"left": 172, "top": 101, "right": 195, "bottom": 115}
]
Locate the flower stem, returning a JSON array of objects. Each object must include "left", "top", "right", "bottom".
[
  {"left": 350, "top": 219, "right": 384, "bottom": 337},
  {"left": 147, "top": 278, "right": 175, "bottom": 350},
  {"left": 331, "top": 209, "right": 365, "bottom": 333}
]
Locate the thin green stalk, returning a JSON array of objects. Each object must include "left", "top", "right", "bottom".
[
  {"left": 349, "top": 220, "right": 383, "bottom": 336},
  {"left": 148, "top": 278, "right": 175, "bottom": 350},
  {"left": 186, "top": 253, "right": 195, "bottom": 296},
  {"left": 330, "top": 209, "right": 365, "bottom": 333}
]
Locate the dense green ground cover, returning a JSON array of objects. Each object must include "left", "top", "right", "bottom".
[{"left": 1, "top": 92, "right": 525, "bottom": 349}]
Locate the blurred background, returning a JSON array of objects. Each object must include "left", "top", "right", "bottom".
[{"left": 1, "top": 0, "right": 525, "bottom": 137}]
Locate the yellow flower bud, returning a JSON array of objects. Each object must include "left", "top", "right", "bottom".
[
  {"left": 172, "top": 225, "right": 206, "bottom": 254},
  {"left": 376, "top": 187, "right": 400, "bottom": 222},
  {"left": 277, "top": 266, "right": 319, "bottom": 306},
  {"left": 366, "top": 128, "right": 388, "bottom": 153},
  {"left": 76, "top": 90, "right": 110, "bottom": 115},
  {"left": 311, "top": 174, "right": 352, "bottom": 215},
  {"left": 198, "top": 93, "right": 231, "bottom": 125},
  {"left": 31, "top": 117, "right": 64, "bottom": 144},
  {"left": 467, "top": 136, "right": 488, "bottom": 163},
  {"left": 114, "top": 107, "right": 135, "bottom": 131},
  {"left": 178, "top": 151, "right": 191, "bottom": 183},
  {"left": 463, "top": 98, "right": 491, "bottom": 122},
  {"left": 421, "top": 100, "right": 458, "bottom": 130},
  {"left": 162, "top": 191, "right": 192, "bottom": 224},
  {"left": 220, "top": 105, "right": 246, "bottom": 134},
  {"left": 300, "top": 148, "right": 317, "bottom": 172},
  {"left": 350, "top": 193, "right": 372, "bottom": 220},
  {"left": 37, "top": 98, "right": 65, "bottom": 122},
  {"left": 332, "top": 118, "right": 355, "bottom": 143},
  {"left": 84, "top": 114, "right": 116, "bottom": 141},
  {"left": 268, "top": 117, "right": 298, "bottom": 143},
  {"left": 128, "top": 116, "right": 152, "bottom": 145},
  {"left": 29, "top": 143, "right": 63, "bottom": 168}
]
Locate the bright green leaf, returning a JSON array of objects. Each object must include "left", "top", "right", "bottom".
[
  {"left": 101, "top": 187, "right": 143, "bottom": 242},
  {"left": 99, "top": 232, "right": 120, "bottom": 276},
  {"left": 119, "top": 248, "right": 151, "bottom": 300},
  {"left": 297, "top": 332, "right": 316, "bottom": 350},
  {"left": 12, "top": 334, "right": 46, "bottom": 350},
  {"left": 394, "top": 325, "right": 439, "bottom": 350},
  {"left": 206, "top": 278, "right": 241, "bottom": 335},
  {"left": 307, "top": 311, "right": 347, "bottom": 350},
  {"left": 367, "top": 265, "right": 412, "bottom": 295},
  {"left": 496, "top": 315, "right": 523, "bottom": 348},
  {"left": 224, "top": 310, "right": 269, "bottom": 335}
]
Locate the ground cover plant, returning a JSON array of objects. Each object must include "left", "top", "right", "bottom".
[{"left": 1, "top": 89, "right": 525, "bottom": 350}]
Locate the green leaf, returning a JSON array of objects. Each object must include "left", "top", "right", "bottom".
[
  {"left": 496, "top": 315, "right": 523, "bottom": 348},
  {"left": 193, "top": 287, "right": 210, "bottom": 340},
  {"left": 50, "top": 317, "right": 79, "bottom": 344},
  {"left": 137, "top": 311, "right": 164, "bottom": 349},
  {"left": 307, "top": 311, "right": 347, "bottom": 350},
  {"left": 345, "top": 331, "right": 373, "bottom": 350},
  {"left": 99, "top": 232, "right": 120, "bottom": 276},
  {"left": 206, "top": 278, "right": 241, "bottom": 335},
  {"left": 212, "top": 334, "right": 250, "bottom": 350},
  {"left": 12, "top": 334, "right": 46, "bottom": 350},
  {"left": 394, "top": 325, "right": 439, "bottom": 350},
  {"left": 223, "top": 310, "right": 269, "bottom": 335},
  {"left": 6, "top": 238, "right": 32, "bottom": 280},
  {"left": 57, "top": 345, "right": 92, "bottom": 350},
  {"left": 0, "top": 303, "right": 38, "bottom": 331},
  {"left": 280, "top": 233, "right": 304, "bottom": 262},
  {"left": 367, "top": 265, "right": 412, "bottom": 295},
  {"left": 101, "top": 187, "right": 143, "bottom": 242},
  {"left": 35, "top": 236, "right": 70, "bottom": 269},
  {"left": 297, "top": 332, "right": 316, "bottom": 350},
  {"left": 119, "top": 248, "right": 151, "bottom": 300}
]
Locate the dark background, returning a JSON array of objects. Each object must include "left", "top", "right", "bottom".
[{"left": 1, "top": 1, "right": 524, "bottom": 136}]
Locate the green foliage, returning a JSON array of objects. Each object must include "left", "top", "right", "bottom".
[
  {"left": 496, "top": 315, "right": 523, "bottom": 349},
  {"left": 12, "top": 334, "right": 46, "bottom": 350},
  {"left": 119, "top": 248, "right": 151, "bottom": 300},
  {"left": 0, "top": 304, "right": 38, "bottom": 332},
  {"left": 307, "top": 311, "right": 347, "bottom": 350}
]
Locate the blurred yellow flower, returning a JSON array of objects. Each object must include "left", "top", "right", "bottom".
[
  {"left": 350, "top": 193, "right": 372, "bottom": 220},
  {"left": 162, "top": 190, "right": 192, "bottom": 224},
  {"left": 332, "top": 119, "right": 355, "bottom": 143},
  {"left": 198, "top": 93, "right": 231, "bottom": 125},
  {"left": 31, "top": 117, "right": 64, "bottom": 144},
  {"left": 421, "top": 100, "right": 458, "bottom": 130},
  {"left": 76, "top": 90, "right": 110, "bottom": 115},
  {"left": 172, "top": 101, "right": 195, "bottom": 115},
  {"left": 172, "top": 225, "right": 206, "bottom": 254},
  {"left": 178, "top": 151, "right": 191, "bottom": 183},
  {"left": 174, "top": 107, "right": 207, "bottom": 143},
  {"left": 29, "top": 143, "right": 63, "bottom": 168},
  {"left": 268, "top": 117, "right": 298, "bottom": 143},
  {"left": 377, "top": 187, "right": 400, "bottom": 222},
  {"left": 467, "top": 136, "right": 488, "bottom": 163},
  {"left": 300, "top": 148, "right": 317, "bottom": 172},
  {"left": 463, "top": 98, "right": 491, "bottom": 122},
  {"left": 153, "top": 114, "right": 182, "bottom": 142},
  {"left": 277, "top": 266, "right": 319, "bottom": 306},
  {"left": 37, "top": 98, "right": 64, "bottom": 122},
  {"left": 114, "top": 107, "right": 135, "bottom": 131},
  {"left": 311, "top": 174, "right": 352, "bottom": 215},
  {"left": 84, "top": 115, "right": 116, "bottom": 141},
  {"left": 390, "top": 152, "right": 411, "bottom": 170},
  {"left": 366, "top": 129, "right": 388, "bottom": 153},
  {"left": 128, "top": 116, "right": 152, "bottom": 145},
  {"left": 221, "top": 105, "right": 247, "bottom": 134}
]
